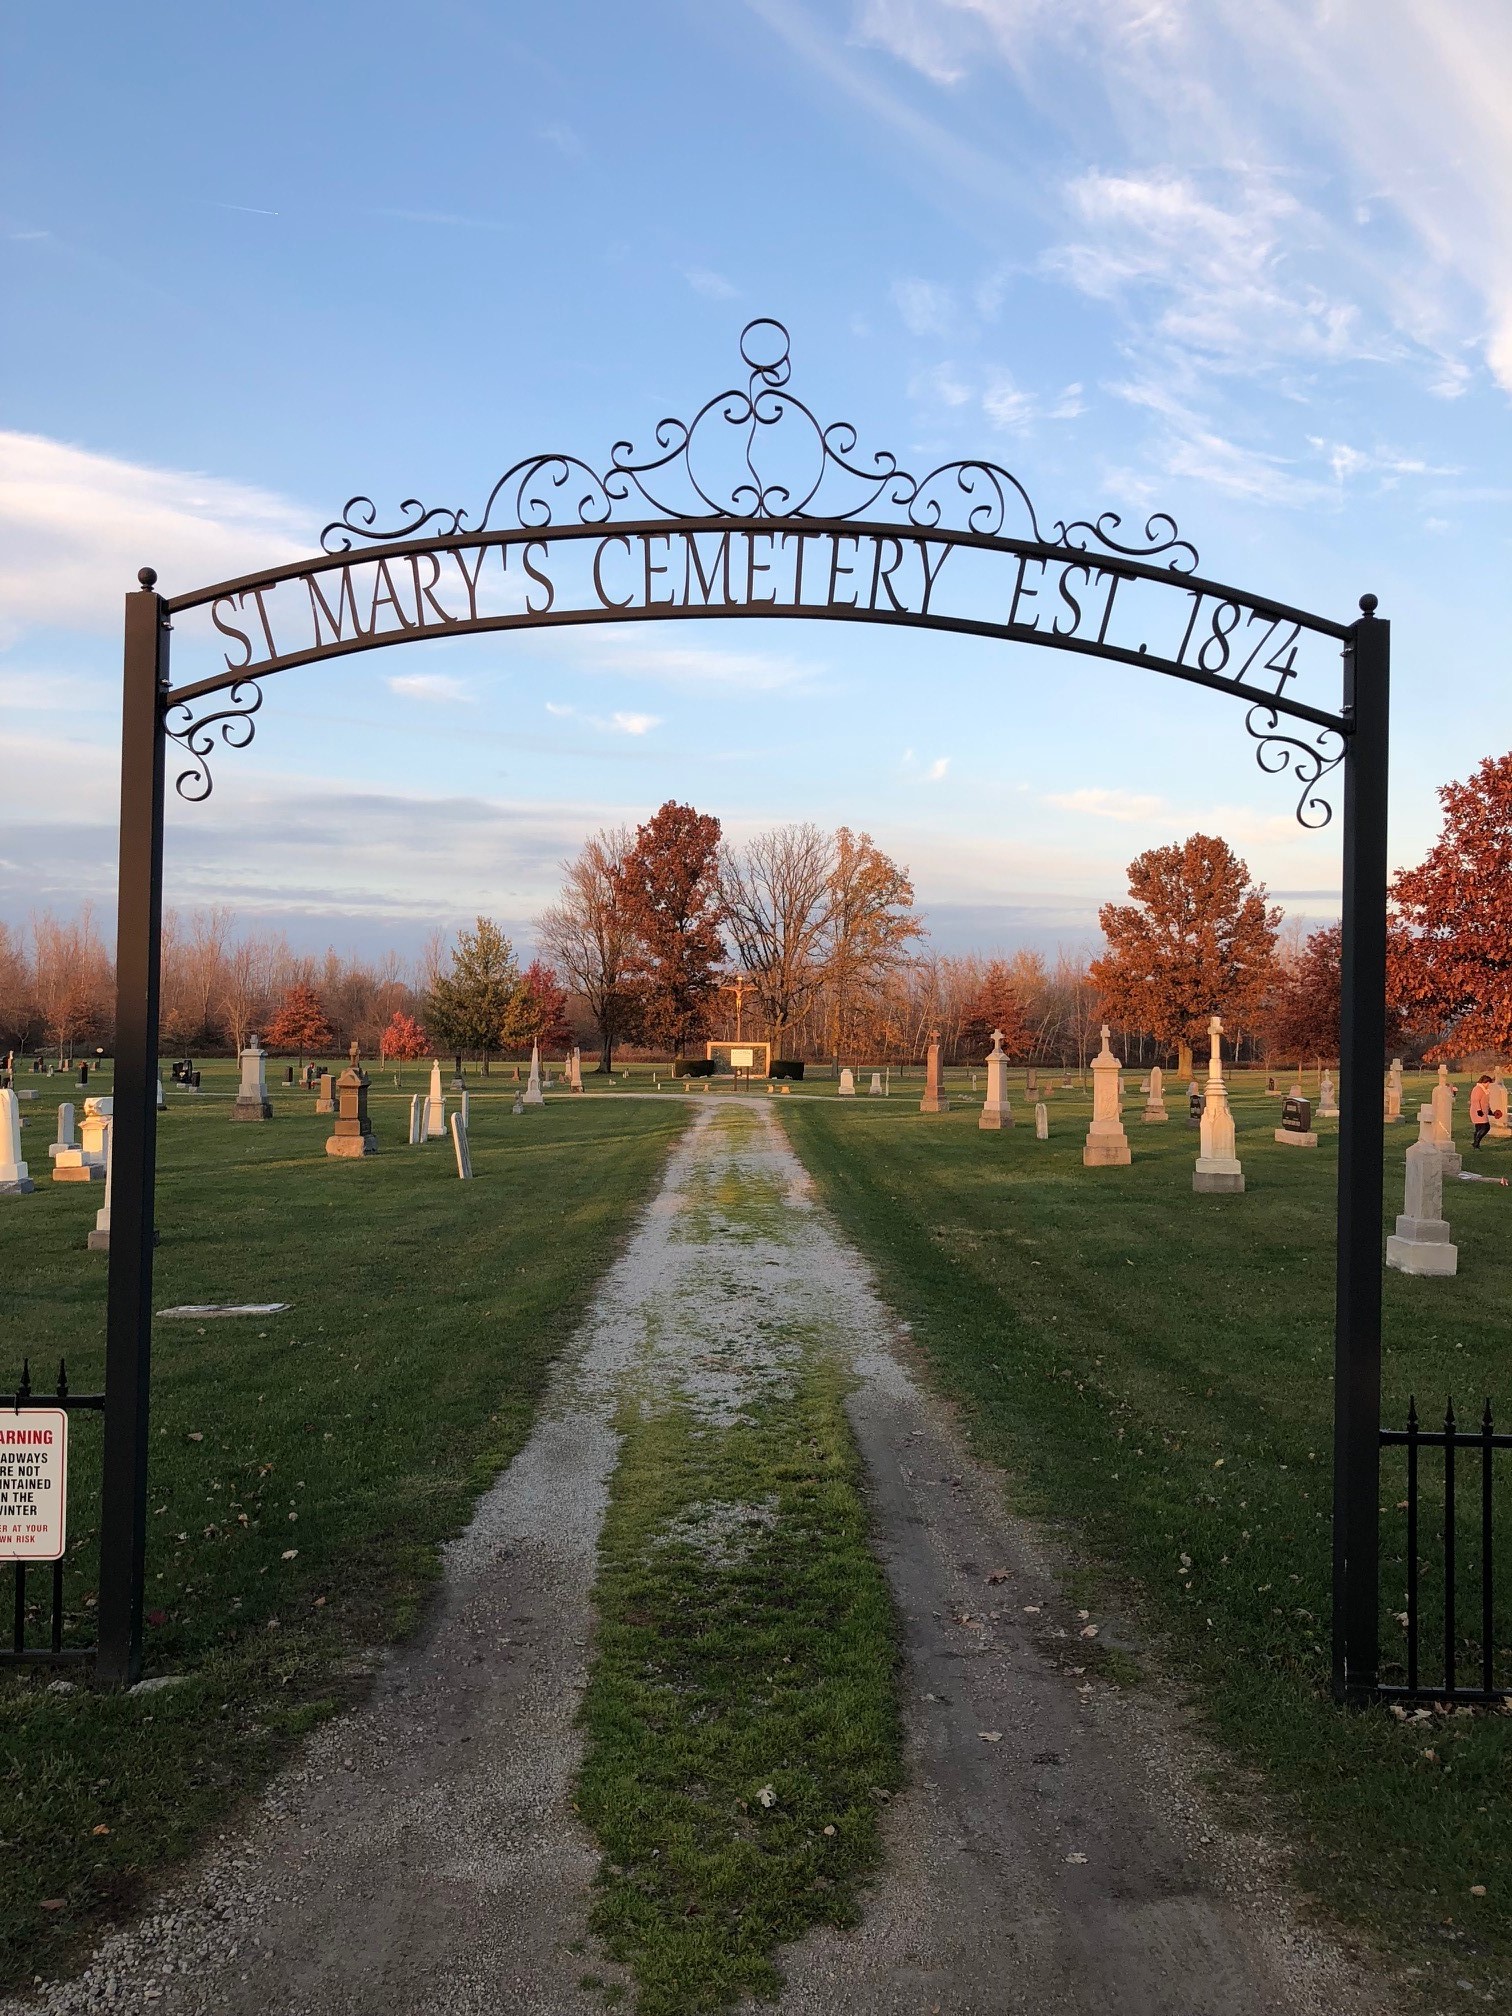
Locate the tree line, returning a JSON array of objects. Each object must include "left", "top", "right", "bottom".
[{"left": 3, "top": 751, "right": 1507, "bottom": 1070}]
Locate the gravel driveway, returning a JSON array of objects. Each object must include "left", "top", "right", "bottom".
[{"left": 7, "top": 1099, "right": 1387, "bottom": 2015}]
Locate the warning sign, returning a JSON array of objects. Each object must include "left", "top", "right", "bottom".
[{"left": 0, "top": 1410, "right": 67, "bottom": 1561}]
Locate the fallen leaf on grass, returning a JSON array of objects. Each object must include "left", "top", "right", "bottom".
[
  {"left": 40, "top": 1900, "right": 65, "bottom": 1912},
  {"left": 977, "top": 1731, "right": 1003, "bottom": 1742},
  {"left": 90, "top": 1825, "right": 110, "bottom": 1837},
  {"left": 281, "top": 1549, "right": 298, "bottom": 1561},
  {"left": 1064, "top": 1852, "right": 1088, "bottom": 1865},
  {"left": 756, "top": 1785, "right": 777, "bottom": 1809},
  {"left": 146, "top": 1610, "right": 166, "bottom": 1627},
  {"left": 1080, "top": 1625, "right": 1099, "bottom": 1639},
  {"left": 187, "top": 1433, "right": 203, "bottom": 1444},
  {"left": 822, "top": 1824, "right": 836, "bottom": 1836},
  {"left": 1470, "top": 1885, "right": 1487, "bottom": 1898},
  {"left": 1022, "top": 1605, "right": 1040, "bottom": 1615}
]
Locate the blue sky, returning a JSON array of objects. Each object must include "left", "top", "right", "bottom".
[{"left": 3, "top": 0, "right": 1509, "bottom": 961}]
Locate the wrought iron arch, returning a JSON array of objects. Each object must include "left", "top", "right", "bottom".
[{"left": 97, "top": 320, "right": 1390, "bottom": 1707}]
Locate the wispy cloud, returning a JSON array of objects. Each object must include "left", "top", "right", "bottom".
[
  {"left": 926, "top": 756, "right": 950, "bottom": 781},
  {"left": 387, "top": 673, "right": 471, "bottom": 703},
  {"left": 0, "top": 430, "right": 314, "bottom": 642},
  {"left": 542, "top": 699, "right": 663, "bottom": 736},
  {"left": 538, "top": 122, "right": 585, "bottom": 159},
  {"left": 372, "top": 208, "right": 511, "bottom": 233},
  {"left": 686, "top": 267, "right": 739, "bottom": 300},
  {"left": 850, "top": 0, "right": 1512, "bottom": 397},
  {"left": 573, "top": 634, "right": 817, "bottom": 693},
  {"left": 892, "top": 276, "right": 956, "bottom": 336}
]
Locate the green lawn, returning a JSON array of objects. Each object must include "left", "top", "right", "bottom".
[
  {"left": 780, "top": 1069, "right": 1512, "bottom": 2007},
  {"left": 0, "top": 1063, "right": 687, "bottom": 1991}
]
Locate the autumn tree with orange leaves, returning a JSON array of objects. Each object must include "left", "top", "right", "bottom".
[
  {"left": 1261, "top": 924, "right": 1341, "bottom": 1063},
  {"left": 615, "top": 801, "right": 726, "bottom": 1055},
  {"left": 1389, "top": 751, "right": 1512, "bottom": 1059},
  {"left": 1090, "top": 834, "right": 1280, "bottom": 1055},
  {"left": 263, "top": 981, "right": 335, "bottom": 1067},
  {"left": 958, "top": 959, "right": 1032, "bottom": 1061}
]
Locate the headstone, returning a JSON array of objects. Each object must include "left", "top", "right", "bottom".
[
  {"left": 1140, "top": 1073, "right": 1151, "bottom": 1096},
  {"left": 54, "top": 1096, "right": 111, "bottom": 1182},
  {"left": 781, "top": 1085, "right": 791, "bottom": 1095},
  {"left": 315, "top": 1071, "right": 336, "bottom": 1115},
  {"left": 232, "top": 1036, "right": 272, "bottom": 1121},
  {"left": 1188, "top": 1083, "right": 1204, "bottom": 1127},
  {"left": 1386, "top": 1113, "right": 1457, "bottom": 1275},
  {"left": 427, "top": 1059, "right": 446, "bottom": 1137},
  {"left": 918, "top": 1031, "right": 949, "bottom": 1114},
  {"left": 1177, "top": 1040, "right": 1194, "bottom": 1081},
  {"left": 978, "top": 1029, "right": 1014, "bottom": 1131},
  {"left": 86, "top": 1117, "right": 112, "bottom": 1248},
  {"left": 1491, "top": 1067, "right": 1512, "bottom": 1142},
  {"left": 838, "top": 1068, "right": 856, "bottom": 1097},
  {"left": 1026, "top": 1068, "right": 1037, "bottom": 1093},
  {"left": 1142, "top": 1066, "right": 1168, "bottom": 1124},
  {"left": 408, "top": 1093, "right": 425, "bottom": 1145},
  {"left": 1384, "top": 1057, "right": 1404, "bottom": 1124},
  {"left": 1194, "top": 1015, "right": 1244, "bottom": 1192},
  {"left": 325, "top": 1065, "right": 376, "bottom": 1158},
  {"left": 1318, "top": 1069, "right": 1339, "bottom": 1119},
  {"left": 522, "top": 1042, "right": 546, "bottom": 1109},
  {"left": 0, "top": 1089, "right": 34, "bottom": 1194},
  {"left": 869, "top": 1072, "right": 883, "bottom": 1096},
  {"left": 1275, "top": 1093, "right": 1317, "bottom": 1148},
  {"left": 49, "top": 1102, "right": 76, "bottom": 1160},
  {"left": 1083, "top": 1026, "right": 1131, "bottom": 1166},
  {"left": 512, "top": 1093, "right": 524, "bottom": 1115},
  {"left": 1265, "top": 1074, "right": 1277, "bottom": 1094},
  {"left": 449, "top": 1112, "right": 473, "bottom": 1180},
  {"left": 569, "top": 1047, "right": 584, "bottom": 1093},
  {"left": 1431, "top": 1066, "right": 1461, "bottom": 1177},
  {"left": 1035, "top": 1101, "right": 1049, "bottom": 1140},
  {"left": 156, "top": 1075, "right": 165, "bottom": 1110},
  {"left": 460, "top": 1089, "right": 470, "bottom": 1130}
]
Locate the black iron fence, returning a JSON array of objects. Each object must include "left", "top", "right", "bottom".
[
  {"left": 1378, "top": 1397, "right": 1511, "bottom": 1704},
  {"left": 0, "top": 1360, "right": 104, "bottom": 1668}
]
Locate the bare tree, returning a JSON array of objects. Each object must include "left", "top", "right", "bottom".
[
  {"left": 535, "top": 827, "right": 639, "bottom": 1073},
  {"left": 30, "top": 907, "right": 112, "bottom": 1059},
  {"left": 719, "top": 823, "right": 834, "bottom": 1060},
  {"left": 823, "top": 829, "right": 924, "bottom": 1061}
]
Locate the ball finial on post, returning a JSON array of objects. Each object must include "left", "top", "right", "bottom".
[
  {"left": 1359, "top": 592, "right": 1378, "bottom": 615},
  {"left": 137, "top": 567, "right": 158, "bottom": 591}
]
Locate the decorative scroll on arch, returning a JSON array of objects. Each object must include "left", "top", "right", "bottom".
[
  {"left": 319, "top": 318, "right": 1200, "bottom": 572},
  {"left": 160, "top": 318, "right": 1357, "bottom": 825}
]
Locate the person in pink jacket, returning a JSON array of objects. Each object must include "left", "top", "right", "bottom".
[{"left": 1470, "top": 1073, "right": 1495, "bottom": 1150}]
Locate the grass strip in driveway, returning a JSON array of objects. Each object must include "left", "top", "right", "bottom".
[{"left": 577, "top": 1341, "right": 901, "bottom": 2011}]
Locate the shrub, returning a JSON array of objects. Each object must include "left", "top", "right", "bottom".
[{"left": 770, "top": 1058, "right": 805, "bottom": 1080}]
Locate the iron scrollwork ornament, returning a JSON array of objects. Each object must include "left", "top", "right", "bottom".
[
  {"left": 320, "top": 318, "right": 1199, "bottom": 571},
  {"left": 1244, "top": 705, "right": 1345, "bottom": 829},
  {"left": 165, "top": 682, "right": 263, "bottom": 803}
]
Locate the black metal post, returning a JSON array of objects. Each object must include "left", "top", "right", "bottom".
[
  {"left": 1332, "top": 596, "right": 1390, "bottom": 1699},
  {"left": 96, "top": 572, "right": 169, "bottom": 1686}
]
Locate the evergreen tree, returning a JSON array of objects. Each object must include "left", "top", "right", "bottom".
[{"left": 425, "top": 918, "right": 519, "bottom": 1075}]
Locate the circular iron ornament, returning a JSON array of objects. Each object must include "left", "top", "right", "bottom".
[
  {"left": 320, "top": 318, "right": 1198, "bottom": 570},
  {"left": 1244, "top": 704, "right": 1346, "bottom": 829},
  {"left": 165, "top": 681, "right": 263, "bottom": 803}
]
